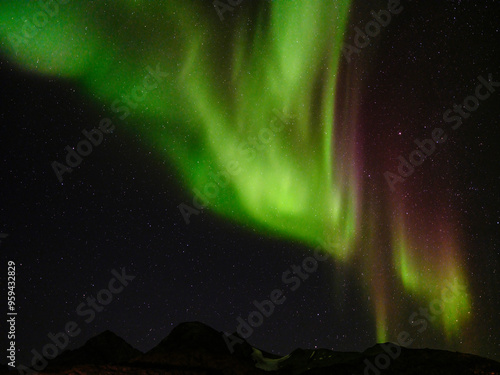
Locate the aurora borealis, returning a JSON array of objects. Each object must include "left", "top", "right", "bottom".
[{"left": 0, "top": 0, "right": 499, "bottom": 368}]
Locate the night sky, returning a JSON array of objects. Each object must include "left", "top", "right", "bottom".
[{"left": 0, "top": 0, "right": 499, "bottom": 370}]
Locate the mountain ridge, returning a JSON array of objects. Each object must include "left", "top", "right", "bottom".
[{"left": 5, "top": 321, "right": 499, "bottom": 374}]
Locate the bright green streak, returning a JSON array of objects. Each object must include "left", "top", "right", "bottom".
[
  {"left": 392, "top": 227, "right": 471, "bottom": 338},
  {"left": 0, "top": 1, "right": 355, "bottom": 256}
]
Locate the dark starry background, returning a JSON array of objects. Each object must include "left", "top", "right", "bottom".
[{"left": 0, "top": 0, "right": 499, "bottom": 368}]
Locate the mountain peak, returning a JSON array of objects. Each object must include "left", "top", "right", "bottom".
[
  {"left": 153, "top": 321, "right": 230, "bottom": 354},
  {"left": 48, "top": 330, "right": 141, "bottom": 368}
]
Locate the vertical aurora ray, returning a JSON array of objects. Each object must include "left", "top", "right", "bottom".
[
  {"left": 391, "top": 211, "right": 471, "bottom": 338},
  {"left": 0, "top": 0, "right": 471, "bottom": 347}
]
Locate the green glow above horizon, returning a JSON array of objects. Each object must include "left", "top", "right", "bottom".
[{"left": 0, "top": 0, "right": 472, "bottom": 347}]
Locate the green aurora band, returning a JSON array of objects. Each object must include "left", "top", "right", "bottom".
[{"left": 0, "top": 0, "right": 471, "bottom": 347}]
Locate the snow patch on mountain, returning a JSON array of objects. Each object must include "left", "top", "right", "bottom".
[{"left": 251, "top": 347, "right": 290, "bottom": 371}]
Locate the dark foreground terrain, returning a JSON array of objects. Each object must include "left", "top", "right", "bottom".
[{"left": 2, "top": 322, "right": 499, "bottom": 374}]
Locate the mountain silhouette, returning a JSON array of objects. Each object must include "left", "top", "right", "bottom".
[
  {"left": 3, "top": 322, "right": 499, "bottom": 374},
  {"left": 46, "top": 330, "right": 141, "bottom": 369},
  {"left": 142, "top": 321, "right": 232, "bottom": 355},
  {"left": 131, "top": 321, "right": 263, "bottom": 374}
]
